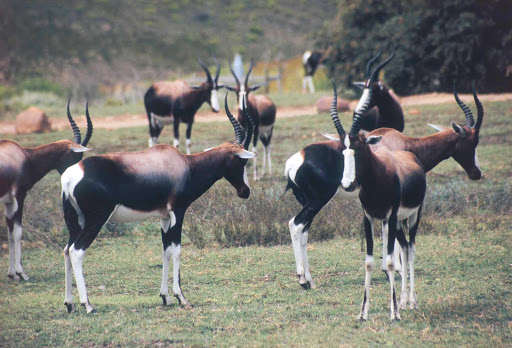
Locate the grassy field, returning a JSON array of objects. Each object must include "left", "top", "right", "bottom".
[{"left": 0, "top": 95, "right": 511, "bottom": 346}]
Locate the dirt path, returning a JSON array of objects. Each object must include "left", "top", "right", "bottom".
[{"left": 2, "top": 92, "right": 511, "bottom": 135}]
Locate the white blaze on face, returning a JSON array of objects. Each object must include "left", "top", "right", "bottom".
[
  {"left": 341, "top": 135, "right": 356, "bottom": 189},
  {"left": 474, "top": 150, "right": 480, "bottom": 170},
  {"left": 238, "top": 85, "right": 247, "bottom": 110},
  {"left": 210, "top": 89, "right": 220, "bottom": 112},
  {"left": 243, "top": 167, "right": 250, "bottom": 188},
  {"left": 355, "top": 88, "right": 370, "bottom": 113}
]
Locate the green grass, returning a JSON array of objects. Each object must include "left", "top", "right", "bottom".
[{"left": 0, "top": 96, "right": 511, "bottom": 346}]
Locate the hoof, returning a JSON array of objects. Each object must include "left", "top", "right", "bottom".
[
  {"left": 160, "top": 294, "right": 172, "bottom": 306},
  {"left": 65, "top": 302, "right": 76, "bottom": 313},
  {"left": 399, "top": 300, "right": 407, "bottom": 310},
  {"left": 7, "top": 274, "right": 20, "bottom": 281},
  {"left": 410, "top": 302, "right": 418, "bottom": 310},
  {"left": 358, "top": 314, "right": 367, "bottom": 321},
  {"left": 87, "top": 308, "right": 97, "bottom": 314},
  {"left": 300, "top": 282, "right": 311, "bottom": 290},
  {"left": 391, "top": 313, "right": 401, "bottom": 321},
  {"left": 17, "top": 272, "right": 30, "bottom": 281}
]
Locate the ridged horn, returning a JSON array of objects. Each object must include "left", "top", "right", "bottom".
[
  {"left": 229, "top": 62, "right": 241, "bottom": 86},
  {"left": 244, "top": 59, "right": 254, "bottom": 86},
  {"left": 350, "top": 76, "right": 374, "bottom": 136},
  {"left": 453, "top": 81, "right": 475, "bottom": 128},
  {"left": 213, "top": 57, "right": 221, "bottom": 84},
  {"left": 370, "top": 49, "right": 395, "bottom": 82},
  {"left": 81, "top": 100, "right": 93, "bottom": 146},
  {"left": 365, "top": 51, "right": 382, "bottom": 79},
  {"left": 67, "top": 97, "right": 81, "bottom": 144},
  {"left": 225, "top": 93, "right": 245, "bottom": 144},
  {"left": 198, "top": 58, "right": 213, "bottom": 85},
  {"left": 242, "top": 97, "right": 254, "bottom": 150},
  {"left": 472, "top": 81, "right": 484, "bottom": 130},
  {"left": 329, "top": 78, "right": 346, "bottom": 137}
]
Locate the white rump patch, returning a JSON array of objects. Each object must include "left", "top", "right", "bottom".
[
  {"left": 284, "top": 152, "right": 304, "bottom": 185},
  {"left": 108, "top": 205, "right": 168, "bottom": 224},
  {"left": 61, "top": 164, "right": 86, "bottom": 230},
  {"left": 355, "top": 88, "right": 370, "bottom": 112},
  {"left": 302, "top": 51, "right": 312, "bottom": 65},
  {"left": 341, "top": 135, "right": 355, "bottom": 189},
  {"left": 210, "top": 89, "right": 220, "bottom": 112},
  {"left": 152, "top": 113, "right": 174, "bottom": 125}
]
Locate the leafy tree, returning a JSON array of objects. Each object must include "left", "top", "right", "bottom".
[{"left": 319, "top": 0, "right": 512, "bottom": 94}]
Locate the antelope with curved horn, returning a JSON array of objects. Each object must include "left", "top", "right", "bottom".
[
  {"left": 0, "top": 100, "right": 93, "bottom": 280},
  {"left": 226, "top": 59, "right": 276, "bottom": 180},
  {"left": 353, "top": 50, "right": 404, "bottom": 132},
  {"left": 60, "top": 95, "right": 255, "bottom": 313},
  {"left": 285, "top": 76, "right": 485, "bottom": 314},
  {"left": 144, "top": 58, "right": 224, "bottom": 154}
]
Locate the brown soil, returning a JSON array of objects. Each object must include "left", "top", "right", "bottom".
[{"left": 1, "top": 93, "right": 511, "bottom": 135}]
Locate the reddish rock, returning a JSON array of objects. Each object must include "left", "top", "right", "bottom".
[
  {"left": 15, "top": 107, "right": 52, "bottom": 134},
  {"left": 408, "top": 108, "right": 421, "bottom": 115},
  {"left": 316, "top": 96, "right": 350, "bottom": 113}
]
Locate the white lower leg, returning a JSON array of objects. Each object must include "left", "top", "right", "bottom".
[
  {"left": 7, "top": 224, "right": 16, "bottom": 278},
  {"left": 173, "top": 138, "right": 180, "bottom": 149},
  {"left": 300, "top": 230, "right": 314, "bottom": 288},
  {"left": 359, "top": 255, "right": 374, "bottom": 320},
  {"left": 307, "top": 76, "right": 315, "bottom": 93},
  {"left": 160, "top": 246, "right": 172, "bottom": 305},
  {"left": 381, "top": 222, "right": 388, "bottom": 271},
  {"left": 289, "top": 219, "right": 304, "bottom": 277},
  {"left": 252, "top": 146, "right": 259, "bottom": 180},
  {"left": 261, "top": 146, "right": 267, "bottom": 176},
  {"left": 63, "top": 246, "right": 75, "bottom": 312},
  {"left": 149, "top": 137, "right": 159, "bottom": 147},
  {"left": 394, "top": 239, "right": 402, "bottom": 273},
  {"left": 267, "top": 145, "right": 272, "bottom": 175},
  {"left": 399, "top": 246, "right": 409, "bottom": 310},
  {"left": 13, "top": 222, "right": 28, "bottom": 279},
  {"left": 386, "top": 254, "right": 400, "bottom": 320},
  {"left": 409, "top": 243, "right": 417, "bottom": 309},
  {"left": 69, "top": 245, "right": 94, "bottom": 313},
  {"left": 186, "top": 138, "right": 191, "bottom": 155},
  {"left": 171, "top": 243, "right": 189, "bottom": 306}
]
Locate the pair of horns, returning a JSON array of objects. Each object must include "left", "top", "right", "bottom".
[
  {"left": 453, "top": 81, "right": 484, "bottom": 130},
  {"left": 230, "top": 59, "right": 254, "bottom": 87},
  {"left": 198, "top": 58, "right": 221, "bottom": 85},
  {"left": 224, "top": 93, "right": 254, "bottom": 150},
  {"left": 67, "top": 98, "right": 93, "bottom": 146},
  {"left": 365, "top": 49, "right": 396, "bottom": 82}
]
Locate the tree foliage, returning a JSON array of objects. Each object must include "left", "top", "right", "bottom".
[{"left": 319, "top": 0, "right": 512, "bottom": 94}]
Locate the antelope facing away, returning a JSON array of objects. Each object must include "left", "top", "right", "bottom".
[
  {"left": 144, "top": 58, "right": 224, "bottom": 154},
  {"left": 0, "top": 101, "right": 93, "bottom": 280},
  {"left": 60, "top": 95, "right": 255, "bottom": 313},
  {"left": 302, "top": 50, "right": 324, "bottom": 94},
  {"left": 353, "top": 50, "right": 404, "bottom": 132},
  {"left": 226, "top": 59, "right": 276, "bottom": 180}
]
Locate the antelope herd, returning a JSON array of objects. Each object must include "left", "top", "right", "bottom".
[{"left": 1, "top": 52, "right": 486, "bottom": 320}]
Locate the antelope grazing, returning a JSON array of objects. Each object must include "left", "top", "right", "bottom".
[
  {"left": 226, "top": 59, "right": 276, "bottom": 180},
  {"left": 302, "top": 50, "right": 324, "bottom": 93},
  {"left": 284, "top": 79, "right": 485, "bottom": 312},
  {"left": 0, "top": 101, "right": 93, "bottom": 280},
  {"left": 353, "top": 50, "right": 404, "bottom": 132},
  {"left": 144, "top": 58, "right": 224, "bottom": 154},
  {"left": 60, "top": 96, "right": 255, "bottom": 313}
]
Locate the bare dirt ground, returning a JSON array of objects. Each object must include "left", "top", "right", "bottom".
[{"left": 1, "top": 92, "right": 511, "bottom": 135}]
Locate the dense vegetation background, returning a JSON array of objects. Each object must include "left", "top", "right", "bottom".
[{"left": 319, "top": 0, "right": 512, "bottom": 94}]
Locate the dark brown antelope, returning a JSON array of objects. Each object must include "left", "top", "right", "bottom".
[
  {"left": 0, "top": 100, "right": 93, "bottom": 280},
  {"left": 226, "top": 59, "right": 276, "bottom": 180},
  {"left": 285, "top": 80, "right": 484, "bottom": 317},
  {"left": 302, "top": 50, "right": 325, "bottom": 93},
  {"left": 60, "top": 95, "right": 255, "bottom": 313},
  {"left": 353, "top": 50, "right": 404, "bottom": 132},
  {"left": 144, "top": 58, "right": 224, "bottom": 154}
]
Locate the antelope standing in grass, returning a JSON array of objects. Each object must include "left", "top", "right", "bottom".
[
  {"left": 285, "top": 76, "right": 484, "bottom": 306},
  {"left": 302, "top": 50, "right": 324, "bottom": 94},
  {"left": 353, "top": 50, "right": 404, "bottom": 132},
  {"left": 0, "top": 101, "right": 93, "bottom": 280},
  {"left": 60, "top": 95, "right": 255, "bottom": 313},
  {"left": 226, "top": 59, "right": 276, "bottom": 180},
  {"left": 144, "top": 58, "right": 224, "bottom": 154}
]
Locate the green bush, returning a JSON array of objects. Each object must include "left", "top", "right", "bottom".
[{"left": 18, "top": 77, "right": 65, "bottom": 96}]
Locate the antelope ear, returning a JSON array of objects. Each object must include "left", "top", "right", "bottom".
[
  {"left": 216, "top": 84, "right": 225, "bottom": 89},
  {"left": 203, "top": 147, "right": 215, "bottom": 152},
  {"left": 321, "top": 132, "right": 340, "bottom": 142},
  {"left": 427, "top": 123, "right": 448, "bottom": 132},
  {"left": 249, "top": 85, "right": 262, "bottom": 92},
  {"left": 190, "top": 86, "right": 201, "bottom": 90},
  {"left": 225, "top": 85, "right": 237, "bottom": 92},
  {"left": 235, "top": 150, "right": 257, "bottom": 159},
  {"left": 353, "top": 82, "right": 365, "bottom": 90},
  {"left": 451, "top": 122, "right": 466, "bottom": 136},
  {"left": 365, "top": 135, "right": 382, "bottom": 145},
  {"left": 71, "top": 145, "right": 91, "bottom": 153}
]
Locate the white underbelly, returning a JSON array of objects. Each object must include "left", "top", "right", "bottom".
[
  {"left": 152, "top": 114, "right": 174, "bottom": 125},
  {"left": 108, "top": 205, "right": 168, "bottom": 224},
  {"left": 397, "top": 205, "right": 420, "bottom": 221}
]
